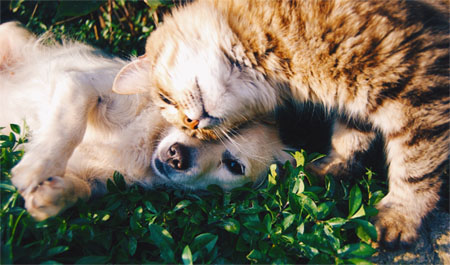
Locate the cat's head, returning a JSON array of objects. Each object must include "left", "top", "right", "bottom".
[{"left": 113, "top": 1, "right": 278, "bottom": 140}]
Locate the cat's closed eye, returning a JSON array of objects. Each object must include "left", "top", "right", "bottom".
[{"left": 159, "top": 93, "right": 174, "bottom": 105}]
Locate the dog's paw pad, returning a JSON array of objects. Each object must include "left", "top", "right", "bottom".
[{"left": 24, "top": 176, "right": 74, "bottom": 221}]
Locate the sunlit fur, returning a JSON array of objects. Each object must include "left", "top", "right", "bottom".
[
  {"left": 140, "top": 0, "right": 449, "bottom": 247},
  {"left": 0, "top": 22, "right": 291, "bottom": 220}
]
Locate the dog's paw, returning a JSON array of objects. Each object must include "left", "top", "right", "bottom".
[
  {"left": 23, "top": 176, "right": 77, "bottom": 221},
  {"left": 10, "top": 163, "right": 39, "bottom": 194},
  {"left": 11, "top": 155, "right": 66, "bottom": 194},
  {"left": 374, "top": 199, "right": 421, "bottom": 249}
]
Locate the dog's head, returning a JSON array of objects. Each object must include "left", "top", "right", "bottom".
[{"left": 151, "top": 121, "right": 293, "bottom": 190}]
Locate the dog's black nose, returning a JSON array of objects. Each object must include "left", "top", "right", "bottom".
[{"left": 165, "top": 143, "right": 190, "bottom": 170}]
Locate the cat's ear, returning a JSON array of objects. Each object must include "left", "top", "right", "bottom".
[{"left": 112, "top": 56, "right": 150, "bottom": 94}]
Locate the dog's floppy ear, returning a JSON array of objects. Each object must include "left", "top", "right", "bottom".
[
  {"left": 112, "top": 56, "right": 150, "bottom": 94},
  {"left": 0, "top": 21, "right": 36, "bottom": 68}
]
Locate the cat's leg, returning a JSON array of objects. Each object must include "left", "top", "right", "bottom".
[
  {"left": 11, "top": 71, "right": 98, "bottom": 196},
  {"left": 24, "top": 173, "right": 91, "bottom": 221},
  {"left": 306, "top": 118, "right": 376, "bottom": 179},
  {"left": 375, "top": 131, "right": 447, "bottom": 248}
]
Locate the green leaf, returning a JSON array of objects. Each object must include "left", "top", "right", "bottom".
[
  {"left": 298, "top": 193, "right": 318, "bottom": 219},
  {"left": 324, "top": 174, "right": 336, "bottom": 198},
  {"left": 323, "top": 223, "right": 341, "bottom": 250},
  {"left": 268, "top": 164, "right": 278, "bottom": 186},
  {"left": 281, "top": 235, "right": 295, "bottom": 244},
  {"left": 309, "top": 253, "right": 333, "bottom": 264},
  {"left": 282, "top": 213, "right": 295, "bottom": 230},
  {"left": 338, "top": 243, "right": 376, "bottom": 259},
  {"left": 8, "top": 133, "right": 16, "bottom": 144},
  {"left": 368, "top": 190, "right": 385, "bottom": 206},
  {"left": 0, "top": 183, "right": 17, "bottom": 192},
  {"left": 289, "top": 193, "right": 302, "bottom": 213},
  {"left": 10, "top": 124, "right": 20, "bottom": 134},
  {"left": 351, "top": 205, "right": 366, "bottom": 219},
  {"left": 326, "top": 217, "right": 348, "bottom": 228},
  {"left": 128, "top": 236, "right": 137, "bottom": 256},
  {"left": 307, "top": 152, "right": 326, "bottom": 163},
  {"left": 144, "top": 201, "right": 158, "bottom": 214},
  {"left": 292, "top": 176, "right": 305, "bottom": 195},
  {"left": 364, "top": 206, "right": 379, "bottom": 217},
  {"left": 148, "top": 224, "right": 175, "bottom": 262},
  {"left": 173, "top": 200, "right": 191, "bottom": 212},
  {"left": 297, "top": 233, "right": 333, "bottom": 254},
  {"left": 222, "top": 218, "right": 240, "bottom": 234},
  {"left": 297, "top": 222, "right": 305, "bottom": 235},
  {"left": 182, "top": 245, "right": 193, "bottom": 265},
  {"left": 9, "top": 0, "right": 24, "bottom": 13},
  {"left": 348, "top": 185, "right": 362, "bottom": 218},
  {"left": 246, "top": 249, "right": 263, "bottom": 263},
  {"left": 113, "top": 172, "right": 126, "bottom": 191},
  {"left": 106, "top": 179, "right": 118, "bottom": 193},
  {"left": 243, "top": 220, "right": 267, "bottom": 233},
  {"left": 292, "top": 151, "right": 305, "bottom": 167},
  {"left": 191, "top": 233, "right": 218, "bottom": 254},
  {"left": 352, "top": 219, "right": 378, "bottom": 243},
  {"left": 45, "top": 246, "right": 69, "bottom": 257},
  {"left": 263, "top": 214, "right": 272, "bottom": 234},
  {"left": 317, "top": 201, "right": 335, "bottom": 220}
]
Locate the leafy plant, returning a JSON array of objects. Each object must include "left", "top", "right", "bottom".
[
  {"left": 1, "top": 125, "right": 386, "bottom": 264},
  {"left": 3, "top": 0, "right": 175, "bottom": 57}
]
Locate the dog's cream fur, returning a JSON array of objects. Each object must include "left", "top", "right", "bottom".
[{"left": 0, "top": 22, "right": 291, "bottom": 220}]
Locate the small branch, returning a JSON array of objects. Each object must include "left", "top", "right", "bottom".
[
  {"left": 54, "top": 15, "right": 83, "bottom": 26},
  {"left": 30, "top": 2, "right": 39, "bottom": 18}
]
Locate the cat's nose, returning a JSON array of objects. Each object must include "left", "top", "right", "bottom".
[
  {"left": 183, "top": 116, "right": 199, "bottom": 130},
  {"left": 164, "top": 143, "right": 191, "bottom": 170}
]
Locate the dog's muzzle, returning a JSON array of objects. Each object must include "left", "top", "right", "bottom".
[{"left": 153, "top": 143, "right": 193, "bottom": 179}]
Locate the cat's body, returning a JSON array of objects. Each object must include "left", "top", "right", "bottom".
[{"left": 114, "top": 0, "right": 449, "bottom": 248}]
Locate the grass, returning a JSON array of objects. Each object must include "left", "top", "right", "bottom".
[
  {"left": 1, "top": 1, "right": 387, "bottom": 264},
  {"left": 1, "top": 124, "right": 386, "bottom": 264}
]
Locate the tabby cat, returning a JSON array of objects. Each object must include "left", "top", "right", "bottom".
[{"left": 113, "top": 0, "right": 449, "bottom": 248}]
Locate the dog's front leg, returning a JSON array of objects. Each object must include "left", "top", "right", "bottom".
[{"left": 11, "top": 71, "right": 98, "bottom": 198}]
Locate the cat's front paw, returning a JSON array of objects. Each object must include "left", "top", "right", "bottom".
[
  {"left": 374, "top": 199, "right": 421, "bottom": 249},
  {"left": 305, "top": 155, "right": 355, "bottom": 180},
  {"left": 23, "top": 176, "right": 77, "bottom": 221}
]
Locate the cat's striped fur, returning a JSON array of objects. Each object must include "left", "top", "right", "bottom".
[{"left": 113, "top": 0, "right": 449, "bottom": 248}]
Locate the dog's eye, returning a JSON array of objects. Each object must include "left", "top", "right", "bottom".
[
  {"left": 159, "top": 93, "right": 173, "bottom": 105},
  {"left": 223, "top": 158, "right": 245, "bottom": 175}
]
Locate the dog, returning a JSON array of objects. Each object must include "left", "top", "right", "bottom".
[{"left": 0, "top": 22, "right": 292, "bottom": 220}]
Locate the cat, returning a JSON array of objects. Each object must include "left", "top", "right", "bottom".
[
  {"left": 112, "top": 0, "right": 449, "bottom": 248},
  {"left": 0, "top": 21, "right": 291, "bottom": 220}
]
